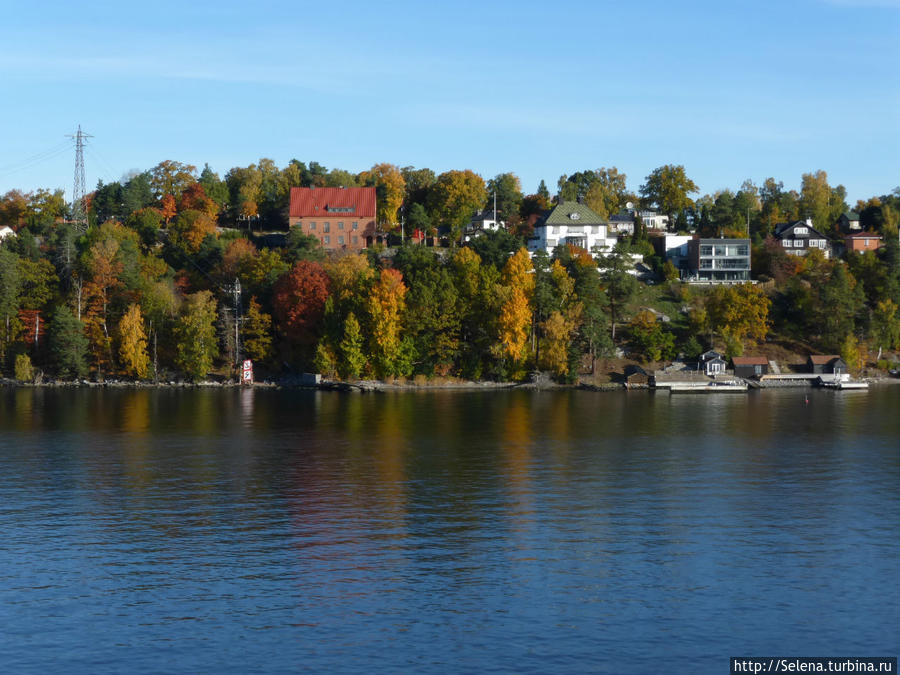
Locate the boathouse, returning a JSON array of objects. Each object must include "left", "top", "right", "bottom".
[
  {"left": 732, "top": 356, "right": 769, "bottom": 378},
  {"left": 807, "top": 355, "right": 847, "bottom": 375}
]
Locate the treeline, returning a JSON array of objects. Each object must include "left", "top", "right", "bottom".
[{"left": 1, "top": 158, "right": 899, "bottom": 383}]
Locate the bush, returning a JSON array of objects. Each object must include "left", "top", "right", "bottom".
[{"left": 14, "top": 354, "right": 34, "bottom": 383}]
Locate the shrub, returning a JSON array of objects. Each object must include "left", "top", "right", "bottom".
[{"left": 14, "top": 354, "right": 34, "bottom": 383}]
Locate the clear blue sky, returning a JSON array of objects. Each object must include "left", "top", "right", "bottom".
[{"left": 1, "top": 0, "right": 898, "bottom": 205}]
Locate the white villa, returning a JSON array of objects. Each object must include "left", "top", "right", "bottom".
[{"left": 526, "top": 201, "right": 619, "bottom": 256}]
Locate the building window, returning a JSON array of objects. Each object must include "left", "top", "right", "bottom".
[
  {"left": 338, "top": 222, "right": 344, "bottom": 230},
  {"left": 352, "top": 221, "right": 359, "bottom": 230},
  {"left": 352, "top": 235, "right": 358, "bottom": 245},
  {"left": 324, "top": 235, "right": 330, "bottom": 245},
  {"left": 338, "top": 235, "right": 345, "bottom": 245},
  {"left": 323, "top": 222, "right": 330, "bottom": 232},
  {"left": 795, "top": 227, "right": 808, "bottom": 235},
  {"left": 309, "top": 221, "right": 316, "bottom": 231}
]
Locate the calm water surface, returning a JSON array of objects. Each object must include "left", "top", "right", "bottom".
[{"left": 1, "top": 387, "right": 898, "bottom": 673}]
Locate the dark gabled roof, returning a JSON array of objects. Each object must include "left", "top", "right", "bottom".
[
  {"left": 624, "top": 364, "right": 650, "bottom": 377},
  {"left": 808, "top": 354, "right": 842, "bottom": 365},
  {"left": 538, "top": 201, "right": 606, "bottom": 227},
  {"left": 289, "top": 187, "right": 376, "bottom": 219},
  {"left": 609, "top": 214, "right": 634, "bottom": 223},
  {"left": 732, "top": 356, "right": 768, "bottom": 366},
  {"left": 774, "top": 220, "right": 827, "bottom": 239},
  {"left": 700, "top": 350, "right": 722, "bottom": 360}
]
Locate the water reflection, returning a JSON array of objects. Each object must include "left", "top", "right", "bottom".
[{"left": 1, "top": 386, "right": 899, "bottom": 673}]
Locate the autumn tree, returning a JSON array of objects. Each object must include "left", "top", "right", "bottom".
[
  {"left": 174, "top": 290, "right": 218, "bottom": 381},
  {"left": 640, "top": 165, "right": 699, "bottom": 228},
  {"left": 366, "top": 268, "right": 409, "bottom": 377},
  {"left": 272, "top": 261, "right": 330, "bottom": 355},
  {"left": 430, "top": 170, "right": 487, "bottom": 243},
  {"left": 705, "top": 283, "right": 771, "bottom": 349},
  {"left": 360, "top": 163, "right": 405, "bottom": 230},
  {"left": 799, "top": 170, "right": 847, "bottom": 233},
  {"left": 629, "top": 310, "right": 676, "bottom": 363},
  {"left": 118, "top": 303, "right": 149, "bottom": 378},
  {"left": 495, "top": 248, "right": 534, "bottom": 370},
  {"left": 169, "top": 209, "right": 217, "bottom": 254},
  {"left": 149, "top": 160, "right": 198, "bottom": 200},
  {"left": 241, "top": 296, "right": 273, "bottom": 363},
  {"left": 178, "top": 183, "right": 219, "bottom": 219}
]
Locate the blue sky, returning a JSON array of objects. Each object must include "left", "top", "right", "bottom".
[{"left": 1, "top": 0, "right": 898, "bottom": 204}]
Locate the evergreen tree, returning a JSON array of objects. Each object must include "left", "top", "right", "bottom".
[{"left": 49, "top": 305, "right": 89, "bottom": 378}]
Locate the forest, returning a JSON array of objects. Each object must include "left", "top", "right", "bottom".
[{"left": 1, "top": 158, "right": 899, "bottom": 383}]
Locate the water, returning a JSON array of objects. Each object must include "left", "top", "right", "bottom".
[{"left": 1, "top": 387, "right": 898, "bottom": 673}]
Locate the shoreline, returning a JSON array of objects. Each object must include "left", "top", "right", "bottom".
[{"left": 3, "top": 376, "right": 898, "bottom": 392}]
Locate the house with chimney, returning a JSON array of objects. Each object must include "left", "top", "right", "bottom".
[
  {"left": 288, "top": 187, "right": 377, "bottom": 251},
  {"left": 773, "top": 219, "right": 831, "bottom": 259},
  {"left": 526, "top": 200, "right": 618, "bottom": 256}
]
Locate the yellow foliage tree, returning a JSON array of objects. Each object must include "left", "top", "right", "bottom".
[
  {"left": 705, "top": 283, "right": 770, "bottom": 349},
  {"left": 367, "top": 268, "right": 408, "bottom": 377},
  {"left": 360, "top": 163, "right": 406, "bottom": 230},
  {"left": 496, "top": 248, "right": 534, "bottom": 364},
  {"left": 118, "top": 303, "right": 149, "bottom": 378}
]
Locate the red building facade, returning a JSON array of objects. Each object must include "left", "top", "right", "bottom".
[{"left": 288, "top": 187, "right": 377, "bottom": 251}]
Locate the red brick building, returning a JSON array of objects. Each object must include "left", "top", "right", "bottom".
[
  {"left": 844, "top": 232, "right": 882, "bottom": 254},
  {"left": 288, "top": 187, "right": 377, "bottom": 251}
]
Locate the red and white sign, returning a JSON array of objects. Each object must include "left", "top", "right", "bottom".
[{"left": 242, "top": 359, "right": 253, "bottom": 384}]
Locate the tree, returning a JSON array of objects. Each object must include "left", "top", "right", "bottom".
[
  {"left": 178, "top": 183, "right": 219, "bottom": 219},
  {"left": 629, "top": 310, "right": 676, "bottom": 363},
  {"left": 49, "top": 305, "right": 89, "bottom": 378},
  {"left": 242, "top": 296, "right": 273, "bottom": 363},
  {"left": 272, "top": 261, "right": 331, "bottom": 351},
  {"left": 149, "top": 160, "right": 198, "bottom": 199},
  {"left": 598, "top": 243, "right": 637, "bottom": 339},
  {"left": 705, "top": 283, "right": 771, "bottom": 348},
  {"left": 169, "top": 209, "right": 217, "bottom": 254},
  {"left": 639, "top": 165, "right": 699, "bottom": 227},
  {"left": 118, "top": 303, "right": 149, "bottom": 378},
  {"left": 818, "top": 264, "right": 864, "bottom": 352},
  {"left": 174, "top": 290, "right": 218, "bottom": 380},
  {"left": 430, "top": 170, "right": 487, "bottom": 243},
  {"left": 0, "top": 249, "right": 21, "bottom": 356},
  {"left": 338, "top": 312, "right": 366, "bottom": 379},
  {"left": 495, "top": 248, "right": 534, "bottom": 368},
  {"left": 485, "top": 173, "right": 524, "bottom": 225},
  {"left": 871, "top": 299, "right": 900, "bottom": 355},
  {"left": 125, "top": 208, "right": 163, "bottom": 248},
  {"left": 198, "top": 164, "right": 229, "bottom": 209},
  {"left": 366, "top": 268, "right": 408, "bottom": 377},
  {"left": 360, "top": 163, "right": 405, "bottom": 230}
]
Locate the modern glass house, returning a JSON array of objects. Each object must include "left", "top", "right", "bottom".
[{"left": 686, "top": 238, "right": 751, "bottom": 283}]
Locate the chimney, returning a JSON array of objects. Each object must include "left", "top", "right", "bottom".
[{"left": 805, "top": 217, "right": 813, "bottom": 226}]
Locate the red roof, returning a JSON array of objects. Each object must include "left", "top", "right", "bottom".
[
  {"left": 732, "top": 356, "right": 768, "bottom": 366},
  {"left": 289, "top": 187, "right": 376, "bottom": 219},
  {"left": 809, "top": 354, "right": 841, "bottom": 364},
  {"left": 845, "top": 232, "right": 882, "bottom": 239}
]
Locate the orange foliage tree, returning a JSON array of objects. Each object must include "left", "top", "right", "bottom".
[{"left": 272, "top": 261, "right": 331, "bottom": 353}]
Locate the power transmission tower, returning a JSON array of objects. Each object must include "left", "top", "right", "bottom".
[{"left": 66, "top": 125, "right": 93, "bottom": 232}]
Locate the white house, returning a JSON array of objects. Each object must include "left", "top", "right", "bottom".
[
  {"left": 466, "top": 209, "right": 504, "bottom": 237},
  {"left": 526, "top": 201, "right": 618, "bottom": 256},
  {"left": 0, "top": 226, "right": 16, "bottom": 240}
]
